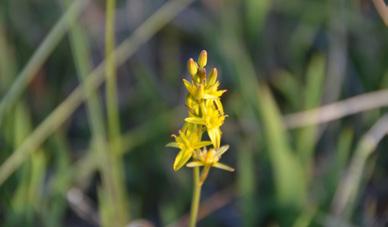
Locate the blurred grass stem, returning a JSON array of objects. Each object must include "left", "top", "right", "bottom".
[
  {"left": 66, "top": 0, "right": 129, "bottom": 224},
  {"left": 284, "top": 89, "right": 388, "bottom": 128},
  {"left": 105, "top": 0, "right": 121, "bottom": 151}
]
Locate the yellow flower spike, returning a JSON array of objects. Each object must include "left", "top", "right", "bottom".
[
  {"left": 167, "top": 50, "right": 233, "bottom": 227},
  {"left": 198, "top": 50, "right": 207, "bottom": 68},
  {"left": 187, "top": 58, "right": 198, "bottom": 76}
]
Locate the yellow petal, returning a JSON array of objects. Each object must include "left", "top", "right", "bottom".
[
  {"left": 182, "top": 79, "right": 195, "bottom": 95},
  {"left": 213, "top": 162, "right": 234, "bottom": 172},
  {"left": 214, "top": 99, "right": 224, "bottom": 114},
  {"left": 208, "top": 127, "right": 221, "bottom": 148},
  {"left": 203, "top": 93, "right": 219, "bottom": 99},
  {"left": 185, "top": 117, "right": 206, "bottom": 125},
  {"left": 186, "top": 161, "right": 204, "bottom": 168},
  {"left": 216, "top": 89, "right": 227, "bottom": 96},
  {"left": 192, "top": 141, "right": 212, "bottom": 149},
  {"left": 173, "top": 149, "right": 193, "bottom": 171},
  {"left": 215, "top": 145, "right": 230, "bottom": 157}
]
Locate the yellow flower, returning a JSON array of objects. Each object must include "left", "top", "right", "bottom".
[
  {"left": 186, "top": 145, "right": 234, "bottom": 172},
  {"left": 166, "top": 124, "right": 211, "bottom": 171},
  {"left": 182, "top": 73, "right": 226, "bottom": 101},
  {"left": 186, "top": 145, "right": 234, "bottom": 184},
  {"left": 184, "top": 100, "right": 226, "bottom": 148}
]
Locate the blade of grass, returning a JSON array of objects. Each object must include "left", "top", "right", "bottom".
[
  {"left": 0, "top": 16, "right": 16, "bottom": 90},
  {"left": 257, "top": 85, "right": 306, "bottom": 208},
  {"left": 66, "top": 0, "right": 128, "bottom": 224},
  {"left": 0, "top": 16, "right": 18, "bottom": 149},
  {"left": 0, "top": 0, "right": 194, "bottom": 187},
  {"left": 243, "top": 0, "right": 269, "bottom": 49},
  {"left": 44, "top": 133, "right": 72, "bottom": 227},
  {"left": 296, "top": 55, "right": 325, "bottom": 168},
  {"left": 237, "top": 139, "right": 256, "bottom": 227},
  {"left": 0, "top": 18, "right": 47, "bottom": 226},
  {"left": 217, "top": 17, "right": 262, "bottom": 224},
  {"left": 10, "top": 103, "right": 46, "bottom": 226},
  {"left": 105, "top": 0, "right": 121, "bottom": 148},
  {"left": 332, "top": 128, "right": 353, "bottom": 184},
  {"left": 271, "top": 70, "right": 302, "bottom": 110},
  {"left": 102, "top": 0, "right": 129, "bottom": 224},
  {"left": 0, "top": 0, "right": 89, "bottom": 127}
]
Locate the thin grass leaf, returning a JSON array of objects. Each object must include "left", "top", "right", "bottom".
[
  {"left": 296, "top": 55, "right": 326, "bottom": 168},
  {"left": 257, "top": 85, "right": 306, "bottom": 208}
]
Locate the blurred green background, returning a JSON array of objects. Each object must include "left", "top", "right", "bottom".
[{"left": 0, "top": 0, "right": 388, "bottom": 226}]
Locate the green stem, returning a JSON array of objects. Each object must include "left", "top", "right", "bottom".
[
  {"left": 189, "top": 167, "right": 202, "bottom": 227},
  {"left": 105, "top": 0, "right": 121, "bottom": 150}
]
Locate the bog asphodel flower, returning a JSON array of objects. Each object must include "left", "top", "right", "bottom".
[{"left": 167, "top": 50, "right": 234, "bottom": 184}]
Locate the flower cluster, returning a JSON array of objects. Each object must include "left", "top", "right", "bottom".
[{"left": 167, "top": 50, "right": 233, "bottom": 184}]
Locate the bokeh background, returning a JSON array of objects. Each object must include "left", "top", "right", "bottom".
[{"left": 0, "top": 0, "right": 388, "bottom": 226}]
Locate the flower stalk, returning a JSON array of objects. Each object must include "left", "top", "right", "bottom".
[{"left": 189, "top": 167, "right": 201, "bottom": 227}]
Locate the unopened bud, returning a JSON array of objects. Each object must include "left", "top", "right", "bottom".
[
  {"left": 198, "top": 50, "right": 207, "bottom": 68},
  {"left": 187, "top": 58, "right": 198, "bottom": 76},
  {"left": 208, "top": 68, "right": 218, "bottom": 85}
]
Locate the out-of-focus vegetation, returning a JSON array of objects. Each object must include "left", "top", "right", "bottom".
[{"left": 0, "top": 0, "right": 387, "bottom": 226}]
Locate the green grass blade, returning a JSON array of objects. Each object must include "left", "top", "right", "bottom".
[
  {"left": 257, "top": 85, "right": 306, "bottom": 208},
  {"left": 296, "top": 55, "right": 326, "bottom": 167},
  {"left": 10, "top": 103, "right": 46, "bottom": 226},
  {"left": 66, "top": 1, "right": 129, "bottom": 224},
  {"left": 237, "top": 139, "right": 256, "bottom": 226}
]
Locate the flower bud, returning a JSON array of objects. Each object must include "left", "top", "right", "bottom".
[
  {"left": 208, "top": 68, "right": 218, "bottom": 85},
  {"left": 198, "top": 50, "right": 207, "bottom": 68},
  {"left": 187, "top": 58, "right": 198, "bottom": 76}
]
